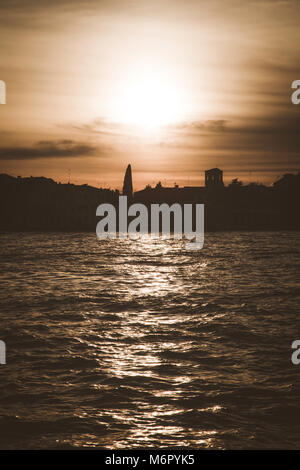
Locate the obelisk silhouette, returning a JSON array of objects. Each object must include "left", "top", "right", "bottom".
[{"left": 122, "top": 164, "right": 133, "bottom": 200}]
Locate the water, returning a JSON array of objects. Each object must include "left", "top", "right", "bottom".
[{"left": 0, "top": 231, "right": 299, "bottom": 449}]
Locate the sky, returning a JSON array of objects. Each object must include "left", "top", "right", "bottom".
[{"left": 0, "top": 0, "right": 299, "bottom": 189}]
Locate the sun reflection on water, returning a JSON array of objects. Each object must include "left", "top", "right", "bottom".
[{"left": 73, "top": 238, "right": 221, "bottom": 447}]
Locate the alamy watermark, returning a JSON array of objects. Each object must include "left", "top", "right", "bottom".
[
  {"left": 291, "top": 80, "right": 300, "bottom": 105},
  {"left": 0, "top": 340, "right": 6, "bottom": 364},
  {"left": 0, "top": 80, "right": 6, "bottom": 104},
  {"left": 96, "top": 196, "right": 204, "bottom": 250},
  {"left": 291, "top": 340, "right": 300, "bottom": 365}
]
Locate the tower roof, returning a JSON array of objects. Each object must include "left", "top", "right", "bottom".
[{"left": 205, "top": 167, "right": 222, "bottom": 174}]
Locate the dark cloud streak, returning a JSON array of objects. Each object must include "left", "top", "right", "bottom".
[{"left": 0, "top": 140, "right": 103, "bottom": 160}]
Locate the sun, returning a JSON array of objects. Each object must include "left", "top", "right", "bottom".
[{"left": 110, "top": 65, "right": 186, "bottom": 131}]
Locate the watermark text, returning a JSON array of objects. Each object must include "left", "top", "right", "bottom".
[
  {"left": 291, "top": 340, "right": 300, "bottom": 365},
  {"left": 291, "top": 80, "right": 300, "bottom": 104},
  {"left": 0, "top": 340, "right": 6, "bottom": 364},
  {"left": 96, "top": 196, "right": 204, "bottom": 250},
  {"left": 0, "top": 80, "right": 6, "bottom": 104}
]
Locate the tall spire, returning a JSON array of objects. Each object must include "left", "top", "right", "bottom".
[{"left": 122, "top": 164, "right": 133, "bottom": 200}]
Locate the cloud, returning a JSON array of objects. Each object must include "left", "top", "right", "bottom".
[
  {"left": 63, "top": 112, "right": 300, "bottom": 158},
  {"left": 68, "top": 118, "right": 229, "bottom": 138},
  {"left": 0, "top": 139, "right": 103, "bottom": 160},
  {"left": 171, "top": 120, "right": 228, "bottom": 133},
  {"left": 68, "top": 118, "right": 125, "bottom": 137}
]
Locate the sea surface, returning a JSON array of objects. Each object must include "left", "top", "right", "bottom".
[{"left": 0, "top": 231, "right": 299, "bottom": 449}]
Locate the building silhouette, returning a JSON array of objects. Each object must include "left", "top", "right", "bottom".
[{"left": 0, "top": 167, "right": 299, "bottom": 232}]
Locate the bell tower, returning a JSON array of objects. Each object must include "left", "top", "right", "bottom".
[
  {"left": 205, "top": 168, "right": 224, "bottom": 188},
  {"left": 122, "top": 164, "right": 133, "bottom": 200}
]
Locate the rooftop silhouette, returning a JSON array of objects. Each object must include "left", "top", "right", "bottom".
[{"left": 0, "top": 168, "right": 299, "bottom": 231}]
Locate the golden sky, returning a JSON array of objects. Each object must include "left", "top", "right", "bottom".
[{"left": 0, "top": 0, "right": 299, "bottom": 189}]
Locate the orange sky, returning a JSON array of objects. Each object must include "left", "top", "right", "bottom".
[{"left": 0, "top": 0, "right": 299, "bottom": 190}]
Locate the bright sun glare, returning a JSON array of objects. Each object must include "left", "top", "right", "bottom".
[{"left": 111, "top": 66, "right": 186, "bottom": 131}]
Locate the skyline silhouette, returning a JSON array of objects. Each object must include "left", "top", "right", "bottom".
[{"left": 1, "top": 166, "right": 299, "bottom": 232}]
